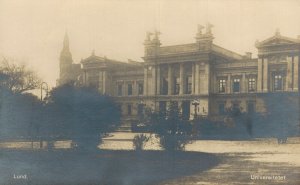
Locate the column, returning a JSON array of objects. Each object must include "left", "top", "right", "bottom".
[
  {"left": 85, "top": 71, "right": 89, "bottom": 86},
  {"left": 134, "top": 80, "right": 137, "bottom": 95},
  {"left": 227, "top": 74, "right": 231, "bottom": 93},
  {"left": 124, "top": 81, "right": 127, "bottom": 96},
  {"left": 144, "top": 67, "right": 148, "bottom": 95},
  {"left": 195, "top": 62, "right": 200, "bottom": 94},
  {"left": 83, "top": 70, "right": 86, "bottom": 85},
  {"left": 201, "top": 63, "right": 210, "bottom": 95},
  {"left": 179, "top": 63, "right": 184, "bottom": 95},
  {"left": 286, "top": 56, "right": 293, "bottom": 91},
  {"left": 293, "top": 56, "right": 299, "bottom": 91},
  {"left": 242, "top": 73, "right": 246, "bottom": 93},
  {"left": 156, "top": 65, "right": 161, "bottom": 95},
  {"left": 206, "top": 63, "right": 210, "bottom": 94},
  {"left": 168, "top": 65, "right": 173, "bottom": 95},
  {"left": 192, "top": 63, "right": 195, "bottom": 94},
  {"left": 103, "top": 71, "right": 106, "bottom": 94},
  {"left": 98, "top": 71, "right": 102, "bottom": 93},
  {"left": 212, "top": 75, "right": 216, "bottom": 93},
  {"left": 152, "top": 66, "right": 156, "bottom": 95},
  {"left": 263, "top": 58, "right": 268, "bottom": 92},
  {"left": 257, "top": 58, "right": 263, "bottom": 92},
  {"left": 178, "top": 101, "right": 183, "bottom": 114}
]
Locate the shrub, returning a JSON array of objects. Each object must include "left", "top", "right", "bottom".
[
  {"left": 159, "top": 133, "right": 191, "bottom": 151},
  {"left": 149, "top": 101, "right": 193, "bottom": 151},
  {"left": 46, "top": 83, "right": 121, "bottom": 151},
  {"left": 133, "top": 134, "right": 150, "bottom": 151}
]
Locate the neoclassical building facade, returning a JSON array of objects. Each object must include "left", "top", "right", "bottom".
[{"left": 58, "top": 25, "right": 300, "bottom": 124}]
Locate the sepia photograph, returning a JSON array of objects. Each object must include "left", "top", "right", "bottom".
[{"left": 0, "top": 0, "right": 299, "bottom": 184}]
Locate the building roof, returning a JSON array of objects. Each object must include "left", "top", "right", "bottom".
[
  {"left": 211, "top": 44, "right": 244, "bottom": 60},
  {"left": 81, "top": 54, "right": 143, "bottom": 69},
  {"left": 159, "top": 43, "right": 198, "bottom": 55},
  {"left": 157, "top": 42, "right": 244, "bottom": 60},
  {"left": 256, "top": 32, "right": 300, "bottom": 48}
]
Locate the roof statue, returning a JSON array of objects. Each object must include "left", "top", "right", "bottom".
[
  {"left": 146, "top": 32, "right": 153, "bottom": 41},
  {"left": 197, "top": 24, "right": 205, "bottom": 35},
  {"left": 154, "top": 30, "right": 161, "bottom": 40},
  {"left": 206, "top": 22, "right": 214, "bottom": 34},
  {"left": 255, "top": 39, "right": 259, "bottom": 47}
]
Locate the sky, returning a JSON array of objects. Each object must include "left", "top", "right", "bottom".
[{"left": 0, "top": 0, "right": 300, "bottom": 88}]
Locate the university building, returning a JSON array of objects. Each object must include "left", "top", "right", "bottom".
[{"left": 58, "top": 24, "right": 300, "bottom": 124}]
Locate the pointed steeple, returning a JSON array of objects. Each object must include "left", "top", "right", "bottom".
[
  {"left": 59, "top": 32, "right": 74, "bottom": 85},
  {"left": 63, "top": 32, "right": 70, "bottom": 52},
  {"left": 60, "top": 32, "right": 72, "bottom": 59}
]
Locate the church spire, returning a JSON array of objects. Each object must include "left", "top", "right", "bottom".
[
  {"left": 63, "top": 32, "right": 70, "bottom": 52},
  {"left": 59, "top": 32, "right": 73, "bottom": 85},
  {"left": 60, "top": 32, "right": 73, "bottom": 66},
  {"left": 60, "top": 32, "right": 72, "bottom": 59}
]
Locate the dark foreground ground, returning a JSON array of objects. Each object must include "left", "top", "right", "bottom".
[
  {"left": 0, "top": 150, "right": 219, "bottom": 185},
  {"left": 159, "top": 153, "right": 300, "bottom": 185},
  {"left": 1, "top": 136, "right": 300, "bottom": 185}
]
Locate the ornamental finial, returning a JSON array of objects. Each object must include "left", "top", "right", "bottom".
[{"left": 275, "top": 28, "right": 280, "bottom": 36}]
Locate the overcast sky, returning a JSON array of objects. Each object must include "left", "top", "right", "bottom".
[{"left": 1, "top": 0, "right": 300, "bottom": 87}]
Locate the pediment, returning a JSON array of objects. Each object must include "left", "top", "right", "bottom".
[
  {"left": 256, "top": 35, "right": 300, "bottom": 48},
  {"left": 81, "top": 55, "right": 106, "bottom": 64}
]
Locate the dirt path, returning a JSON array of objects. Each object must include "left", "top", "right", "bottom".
[{"left": 158, "top": 153, "right": 300, "bottom": 185}]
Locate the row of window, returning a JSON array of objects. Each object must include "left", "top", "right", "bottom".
[
  {"left": 125, "top": 104, "right": 145, "bottom": 116},
  {"left": 161, "top": 76, "right": 193, "bottom": 95},
  {"left": 117, "top": 83, "right": 144, "bottom": 96},
  {"left": 117, "top": 75, "right": 284, "bottom": 96},
  {"left": 117, "top": 77, "right": 194, "bottom": 96},
  {"left": 218, "top": 77, "right": 256, "bottom": 93},
  {"left": 126, "top": 101, "right": 256, "bottom": 117},
  {"left": 218, "top": 102, "right": 255, "bottom": 115},
  {"left": 218, "top": 74, "right": 284, "bottom": 93}
]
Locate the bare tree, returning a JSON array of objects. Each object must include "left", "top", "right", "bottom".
[{"left": 0, "top": 57, "right": 41, "bottom": 93}]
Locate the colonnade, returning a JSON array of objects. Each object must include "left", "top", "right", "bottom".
[{"left": 143, "top": 62, "right": 210, "bottom": 96}]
